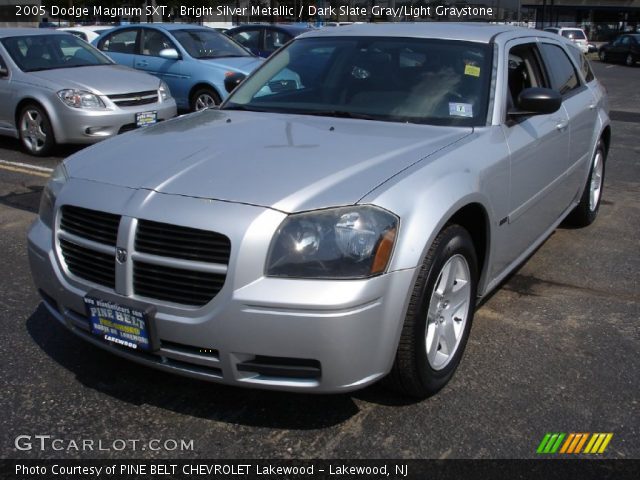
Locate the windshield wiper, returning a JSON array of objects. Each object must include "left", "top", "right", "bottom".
[
  {"left": 221, "top": 104, "right": 271, "bottom": 113},
  {"left": 294, "top": 109, "right": 383, "bottom": 121}
]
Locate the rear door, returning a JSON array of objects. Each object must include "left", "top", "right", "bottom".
[
  {"left": 499, "top": 39, "right": 571, "bottom": 265},
  {"left": 544, "top": 42, "right": 600, "bottom": 199}
]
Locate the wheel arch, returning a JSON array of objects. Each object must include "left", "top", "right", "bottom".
[
  {"left": 188, "top": 82, "right": 222, "bottom": 108},
  {"left": 14, "top": 96, "right": 61, "bottom": 143},
  {"left": 445, "top": 203, "right": 490, "bottom": 292},
  {"left": 601, "top": 125, "right": 611, "bottom": 158}
]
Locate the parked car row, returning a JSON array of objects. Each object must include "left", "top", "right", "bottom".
[
  {"left": 0, "top": 29, "right": 176, "bottom": 156},
  {"left": 27, "top": 23, "right": 610, "bottom": 397},
  {"left": 598, "top": 33, "right": 639, "bottom": 66}
]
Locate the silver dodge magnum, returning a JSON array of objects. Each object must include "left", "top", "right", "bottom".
[{"left": 28, "top": 24, "right": 610, "bottom": 397}]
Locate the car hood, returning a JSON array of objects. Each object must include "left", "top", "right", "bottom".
[
  {"left": 199, "top": 56, "right": 264, "bottom": 74},
  {"left": 65, "top": 110, "right": 472, "bottom": 213},
  {"left": 28, "top": 65, "right": 159, "bottom": 95}
]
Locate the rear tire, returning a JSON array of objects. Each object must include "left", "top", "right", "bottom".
[
  {"left": 385, "top": 225, "right": 478, "bottom": 398},
  {"left": 18, "top": 104, "right": 55, "bottom": 157},
  {"left": 566, "top": 140, "right": 606, "bottom": 227}
]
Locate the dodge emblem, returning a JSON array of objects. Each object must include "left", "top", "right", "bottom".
[{"left": 116, "top": 248, "right": 127, "bottom": 264}]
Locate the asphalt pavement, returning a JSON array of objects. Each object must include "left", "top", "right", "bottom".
[{"left": 0, "top": 61, "right": 638, "bottom": 460}]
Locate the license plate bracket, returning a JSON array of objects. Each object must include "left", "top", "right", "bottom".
[
  {"left": 135, "top": 111, "right": 157, "bottom": 127},
  {"left": 84, "top": 291, "right": 158, "bottom": 351}
]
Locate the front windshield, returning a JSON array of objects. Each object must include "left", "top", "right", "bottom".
[
  {"left": 1, "top": 34, "right": 112, "bottom": 72},
  {"left": 224, "top": 37, "right": 492, "bottom": 126},
  {"left": 172, "top": 29, "right": 252, "bottom": 59}
]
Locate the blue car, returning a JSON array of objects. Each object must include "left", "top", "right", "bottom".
[
  {"left": 93, "top": 24, "right": 263, "bottom": 111},
  {"left": 226, "top": 24, "right": 312, "bottom": 58}
]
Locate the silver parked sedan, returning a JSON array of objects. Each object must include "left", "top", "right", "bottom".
[
  {"left": 0, "top": 29, "right": 177, "bottom": 156},
  {"left": 28, "top": 24, "right": 609, "bottom": 397}
]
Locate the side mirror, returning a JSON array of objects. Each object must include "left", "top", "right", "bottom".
[
  {"left": 509, "top": 87, "right": 562, "bottom": 117},
  {"left": 159, "top": 48, "right": 179, "bottom": 60},
  {"left": 224, "top": 71, "right": 246, "bottom": 93}
]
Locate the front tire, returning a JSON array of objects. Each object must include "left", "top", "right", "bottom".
[
  {"left": 625, "top": 53, "right": 636, "bottom": 67},
  {"left": 190, "top": 87, "right": 220, "bottom": 112},
  {"left": 599, "top": 50, "right": 607, "bottom": 62},
  {"left": 566, "top": 140, "right": 606, "bottom": 227},
  {"left": 18, "top": 104, "right": 55, "bottom": 157},
  {"left": 386, "top": 225, "right": 478, "bottom": 398}
]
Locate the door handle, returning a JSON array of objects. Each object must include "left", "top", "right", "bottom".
[
  {"left": 589, "top": 104, "right": 596, "bottom": 110},
  {"left": 555, "top": 120, "right": 568, "bottom": 131},
  {"left": 136, "top": 61, "right": 148, "bottom": 67}
]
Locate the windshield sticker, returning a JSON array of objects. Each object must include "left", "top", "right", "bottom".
[
  {"left": 464, "top": 64, "right": 481, "bottom": 77},
  {"left": 449, "top": 103, "right": 473, "bottom": 118}
]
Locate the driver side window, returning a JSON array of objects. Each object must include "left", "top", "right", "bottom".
[
  {"left": 141, "top": 30, "right": 175, "bottom": 57},
  {"left": 507, "top": 43, "right": 547, "bottom": 110}
]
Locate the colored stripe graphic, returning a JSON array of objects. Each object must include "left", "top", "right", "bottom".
[
  {"left": 537, "top": 433, "right": 565, "bottom": 454},
  {"left": 538, "top": 433, "right": 613, "bottom": 454}
]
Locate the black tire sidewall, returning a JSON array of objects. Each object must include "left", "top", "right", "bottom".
[
  {"left": 190, "top": 88, "right": 221, "bottom": 112},
  {"left": 413, "top": 226, "right": 478, "bottom": 392},
  {"left": 19, "top": 104, "right": 54, "bottom": 157}
]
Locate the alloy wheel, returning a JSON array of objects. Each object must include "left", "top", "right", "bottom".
[
  {"left": 20, "top": 108, "right": 47, "bottom": 154},
  {"left": 425, "top": 254, "right": 471, "bottom": 370},
  {"left": 589, "top": 150, "right": 604, "bottom": 211}
]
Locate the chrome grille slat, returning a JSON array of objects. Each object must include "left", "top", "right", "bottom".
[{"left": 108, "top": 90, "right": 158, "bottom": 107}]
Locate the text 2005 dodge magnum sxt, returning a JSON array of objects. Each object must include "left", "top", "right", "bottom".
[{"left": 28, "top": 24, "right": 610, "bottom": 397}]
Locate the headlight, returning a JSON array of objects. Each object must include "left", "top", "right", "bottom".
[
  {"left": 266, "top": 206, "right": 398, "bottom": 279},
  {"left": 39, "top": 163, "right": 68, "bottom": 229},
  {"left": 158, "top": 81, "right": 171, "bottom": 102},
  {"left": 57, "top": 89, "right": 105, "bottom": 109}
]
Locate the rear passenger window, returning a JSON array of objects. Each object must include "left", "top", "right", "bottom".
[
  {"left": 567, "top": 45, "right": 595, "bottom": 83},
  {"left": 539, "top": 43, "right": 580, "bottom": 95},
  {"left": 99, "top": 29, "right": 138, "bottom": 54}
]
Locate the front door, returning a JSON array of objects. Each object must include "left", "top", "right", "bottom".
[{"left": 500, "top": 40, "right": 572, "bottom": 266}]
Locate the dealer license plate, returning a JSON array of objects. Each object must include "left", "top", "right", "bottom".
[
  {"left": 135, "top": 111, "right": 157, "bottom": 127},
  {"left": 84, "top": 296, "right": 153, "bottom": 351}
]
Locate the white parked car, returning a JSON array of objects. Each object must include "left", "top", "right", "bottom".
[
  {"left": 58, "top": 26, "right": 113, "bottom": 44},
  {"left": 544, "top": 27, "right": 590, "bottom": 53}
]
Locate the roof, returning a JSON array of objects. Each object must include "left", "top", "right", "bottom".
[
  {"left": 302, "top": 22, "right": 554, "bottom": 44},
  {"left": 58, "top": 26, "right": 113, "bottom": 32}
]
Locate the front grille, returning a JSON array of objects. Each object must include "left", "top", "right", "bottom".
[
  {"left": 133, "top": 261, "right": 226, "bottom": 307},
  {"left": 60, "top": 205, "right": 120, "bottom": 246},
  {"left": 60, "top": 239, "right": 115, "bottom": 288},
  {"left": 136, "top": 220, "right": 231, "bottom": 264},
  {"left": 108, "top": 90, "right": 158, "bottom": 107}
]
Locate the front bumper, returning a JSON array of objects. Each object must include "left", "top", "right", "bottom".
[
  {"left": 27, "top": 182, "right": 415, "bottom": 393},
  {"left": 52, "top": 100, "right": 177, "bottom": 144}
]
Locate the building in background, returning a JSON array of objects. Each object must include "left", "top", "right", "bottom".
[
  {"left": 1, "top": 0, "right": 42, "bottom": 27},
  {"left": 522, "top": 0, "right": 640, "bottom": 40}
]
